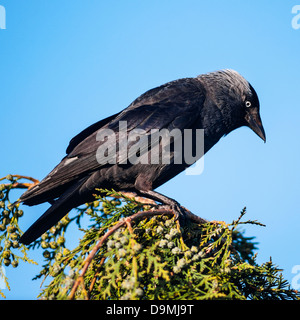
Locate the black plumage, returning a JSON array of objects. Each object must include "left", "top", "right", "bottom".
[{"left": 19, "top": 69, "right": 266, "bottom": 245}]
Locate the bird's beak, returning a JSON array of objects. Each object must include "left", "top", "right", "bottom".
[{"left": 245, "top": 110, "right": 266, "bottom": 142}]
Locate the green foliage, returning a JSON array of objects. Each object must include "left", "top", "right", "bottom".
[
  {"left": 0, "top": 177, "right": 299, "bottom": 300},
  {"left": 0, "top": 176, "right": 36, "bottom": 298}
]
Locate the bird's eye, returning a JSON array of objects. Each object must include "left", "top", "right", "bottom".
[{"left": 245, "top": 101, "right": 251, "bottom": 108}]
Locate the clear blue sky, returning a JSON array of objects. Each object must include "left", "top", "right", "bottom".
[{"left": 1, "top": 1, "right": 300, "bottom": 299}]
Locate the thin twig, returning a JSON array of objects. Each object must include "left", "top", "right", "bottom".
[
  {"left": 182, "top": 206, "right": 209, "bottom": 224},
  {"left": 0, "top": 175, "right": 39, "bottom": 190},
  {"left": 9, "top": 183, "right": 34, "bottom": 189},
  {"left": 11, "top": 175, "right": 39, "bottom": 184},
  {"left": 68, "top": 209, "right": 174, "bottom": 299},
  {"left": 69, "top": 205, "right": 209, "bottom": 299},
  {"left": 88, "top": 257, "right": 106, "bottom": 297},
  {"left": 124, "top": 217, "right": 134, "bottom": 234}
]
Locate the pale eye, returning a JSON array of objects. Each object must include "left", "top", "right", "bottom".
[{"left": 245, "top": 101, "right": 252, "bottom": 108}]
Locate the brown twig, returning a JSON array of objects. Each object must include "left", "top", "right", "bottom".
[
  {"left": 88, "top": 257, "right": 106, "bottom": 296},
  {"left": 182, "top": 206, "right": 209, "bottom": 224},
  {"left": 68, "top": 209, "right": 174, "bottom": 299},
  {"left": 68, "top": 205, "right": 209, "bottom": 299},
  {"left": 0, "top": 175, "right": 39, "bottom": 190},
  {"left": 11, "top": 175, "right": 39, "bottom": 184},
  {"left": 9, "top": 183, "right": 34, "bottom": 189},
  {"left": 124, "top": 216, "right": 134, "bottom": 234}
]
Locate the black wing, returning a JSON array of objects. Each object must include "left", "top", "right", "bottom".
[
  {"left": 66, "top": 112, "right": 121, "bottom": 154},
  {"left": 20, "top": 77, "right": 205, "bottom": 205}
]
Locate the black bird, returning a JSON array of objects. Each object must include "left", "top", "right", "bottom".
[{"left": 19, "top": 69, "right": 266, "bottom": 245}]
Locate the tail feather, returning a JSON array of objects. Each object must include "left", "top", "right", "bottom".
[{"left": 19, "top": 178, "right": 86, "bottom": 245}]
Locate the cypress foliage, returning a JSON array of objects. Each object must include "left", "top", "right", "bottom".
[{"left": 0, "top": 175, "right": 298, "bottom": 300}]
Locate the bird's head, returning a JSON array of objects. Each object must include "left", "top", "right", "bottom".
[{"left": 199, "top": 69, "right": 266, "bottom": 142}]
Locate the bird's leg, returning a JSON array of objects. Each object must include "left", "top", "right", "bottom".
[{"left": 137, "top": 189, "right": 187, "bottom": 223}]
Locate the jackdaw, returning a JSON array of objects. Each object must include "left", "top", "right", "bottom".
[{"left": 19, "top": 69, "right": 266, "bottom": 245}]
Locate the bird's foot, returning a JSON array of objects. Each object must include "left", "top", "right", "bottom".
[
  {"left": 169, "top": 201, "right": 188, "bottom": 225},
  {"left": 136, "top": 189, "right": 189, "bottom": 225}
]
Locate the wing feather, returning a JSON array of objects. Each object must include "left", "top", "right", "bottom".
[{"left": 20, "top": 78, "right": 205, "bottom": 204}]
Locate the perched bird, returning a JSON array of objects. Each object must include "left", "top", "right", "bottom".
[{"left": 19, "top": 69, "right": 266, "bottom": 245}]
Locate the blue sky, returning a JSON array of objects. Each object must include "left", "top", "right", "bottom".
[{"left": 1, "top": 1, "right": 300, "bottom": 299}]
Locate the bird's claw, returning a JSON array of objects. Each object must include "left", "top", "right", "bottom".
[{"left": 170, "top": 203, "right": 187, "bottom": 225}]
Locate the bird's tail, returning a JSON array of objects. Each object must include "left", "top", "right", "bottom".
[{"left": 19, "top": 178, "right": 86, "bottom": 245}]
